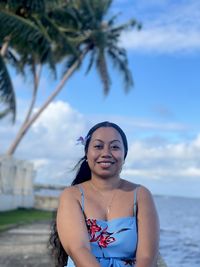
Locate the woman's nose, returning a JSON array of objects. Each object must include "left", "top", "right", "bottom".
[{"left": 101, "top": 146, "right": 112, "bottom": 157}]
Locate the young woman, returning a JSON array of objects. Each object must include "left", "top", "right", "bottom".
[{"left": 50, "top": 121, "right": 159, "bottom": 267}]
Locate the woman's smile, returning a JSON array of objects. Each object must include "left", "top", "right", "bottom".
[{"left": 97, "top": 161, "right": 115, "bottom": 168}]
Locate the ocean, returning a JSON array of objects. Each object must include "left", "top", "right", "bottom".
[{"left": 155, "top": 195, "right": 200, "bottom": 267}]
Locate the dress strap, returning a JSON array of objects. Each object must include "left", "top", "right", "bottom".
[
  {"left": 133, "top": 185, "right": 140, "bottom": 216},
  {"left": 77, "top": 185, "right": 85, "bottom": 212}
]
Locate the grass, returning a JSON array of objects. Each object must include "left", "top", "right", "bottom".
[{"left": 0, "top": 208, "right": 53, "bottom": 232}]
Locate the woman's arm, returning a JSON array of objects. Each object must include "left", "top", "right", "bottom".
[
  {"left": 135, "top": 186, "right": 160, "bottom": 267},
  {"left": 56, "top": 187, "right": 101, "bottom": 267}
]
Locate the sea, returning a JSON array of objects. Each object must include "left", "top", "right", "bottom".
[{"left": 155, "top": 195, "right": 200, "bottom": 267}]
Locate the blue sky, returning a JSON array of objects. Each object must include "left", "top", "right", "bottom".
[{"left": 1, "top": 0, "right": 200, "bottom": 198}]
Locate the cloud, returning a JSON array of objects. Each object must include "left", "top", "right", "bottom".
[
  {"left": 124, "top": 133, "right": 200, "bottom": 182},
  {"left": 87, "top": 114, "right": 189, "bottom": 133},
  {"left": 0, "top": 101, "right": 88, "bottom": 184},
  {"left": 1, "top": 100, "right": 200, "bottom": 196},
  {"left": 122, "top": 28, "right": 200, "bottom": 53},
  {"left": 120, "top": 0, "right": 200, "bottom": 54}
]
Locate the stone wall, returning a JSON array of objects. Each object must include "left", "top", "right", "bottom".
[{"left": 0, "top": 156, "right": 35, "bottom": 211}]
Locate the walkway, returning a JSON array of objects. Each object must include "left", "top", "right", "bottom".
[{"left": 0, "top": 221, "right": 53, "bottom": 267}]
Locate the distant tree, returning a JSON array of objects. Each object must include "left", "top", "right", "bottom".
[{"left": 0, "top": 0, "right": 141, "bottom": 155}]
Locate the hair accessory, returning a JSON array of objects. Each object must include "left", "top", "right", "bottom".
[{"left": 76, "top": 136, "right": 89, "bottom": 146}]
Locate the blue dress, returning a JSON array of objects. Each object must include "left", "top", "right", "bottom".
[{"left": 67, "top": 185, "right": 139, "bottom": 267}]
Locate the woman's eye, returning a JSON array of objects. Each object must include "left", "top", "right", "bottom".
[
  {"left": 111, "top": 145, "right": 120, "bottom": 150},
  {"left": 94, "top": 145, "right": 102, "bottom": 149}
]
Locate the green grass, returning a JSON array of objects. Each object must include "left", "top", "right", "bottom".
[{"left": 0, "top": 208, "right": 53, "bottom": 232}]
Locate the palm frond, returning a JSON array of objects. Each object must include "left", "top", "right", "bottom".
[
  {"left": 107, "top": 12, "right": 121, "bottom": 27},
  {"left": 108, "top": 46, "right": 133, "bottom": 91},
  {"left": 6, "top": 49, "right": 25, "bottom": 75},
  {"left": 96, "top": 50, "right": 111, "bottom": 95},
  {"left": 62, "top": 54, "right": 81, "bottom": 78},
  {"left": 0, "top": 10, "right": 52, "bottom": 63},
  {"left": 0, "top": 107, "right": 11, "bottom": 120},
  {"left": 38, "top": 15, "right": 78, "bottom": 58},
  {"left": 110, "top": 19, "right": 141, "bottom": 35},
  {"left": 76, "top": 0, "right": 136, "bottom": 94},
  {"left": 0, "top": 0, "right": 62, "bottom": 14},
  {"left": 48, "top": 6, "right": 79, "bottom": 29},
  {"left": 0, "top": 55, "right": 16, "bottom": 122},
  {"left": 90, "top": 0, "right": 112, "bottom": 22},
  {"left": 85, "top": 47, "right": 96, "bottom": 75},
  {"left": 81, "top": 0, "right": 96, "bottom": 24}
]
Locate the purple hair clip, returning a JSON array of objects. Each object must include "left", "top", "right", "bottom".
[{"left": 76, "top": 136, "right": 89, "bottom": 146}]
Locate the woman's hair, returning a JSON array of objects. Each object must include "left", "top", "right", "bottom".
[{"left": 49, "top": 121, "right": 128, "bottom": 266}]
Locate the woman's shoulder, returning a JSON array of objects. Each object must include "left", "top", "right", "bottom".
[
  {"left": 122, "top": 179, "right": 153, "bottom": 198},
  {"left": 58, "top": 185, "right": 81, "bottom": 203},
  {"left": 133, "top": 185, "right": 156, "bottom": 210}
]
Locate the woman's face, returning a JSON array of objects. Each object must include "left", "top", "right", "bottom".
[{"left": 86, "top": 127, "right": 125, "bottom": 179}]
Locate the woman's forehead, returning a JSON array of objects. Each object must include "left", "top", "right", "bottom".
[{"left": 91, "top": 127, "right": 122, "bottom": 141}]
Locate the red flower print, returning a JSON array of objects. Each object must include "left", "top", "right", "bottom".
[
  {"left": 98, "top": 234, "right": 115, "bottom": 248},
  {"left": 86, "top": 219, "right": 116, "bottom": 248},
  {"left": 86, "top": 219, "right": 102, "bottom": 239}
]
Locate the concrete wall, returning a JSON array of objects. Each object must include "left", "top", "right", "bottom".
[
  {"left": 34, "top": 195, "right": 59, "bottom": 211},
  {"left": 0, "top": 156, "right": 35, "bottom": 211}
]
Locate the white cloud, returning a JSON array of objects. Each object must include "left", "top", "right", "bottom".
[
  {"left": 88, "top": 114, "right": 189, "bottom": 132},
  {"left": 1, "top": 100, "right": 200, "bottom": 196},
  {"left": 120, "top": 0, "right": 200, "bottom": 53},
  {"left": 125, "top": 133, "right": 200, "bottom": 182},
  {"left": 0, "top": 101, "right": 88, "bottom": 184},
  {"left": 122, "top": 28, "right": 200, "bottom": 53}
]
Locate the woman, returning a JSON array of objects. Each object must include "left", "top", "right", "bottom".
[{"left": 50, "top": 121, "right": 159, "bottom": 267}]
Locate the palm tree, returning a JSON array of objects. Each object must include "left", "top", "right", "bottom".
[
  {"left": 1, "top": 0, "right": 141, "bottom": 155},
  {"left": 0, "top": 0, "right": 74, "bottom": 121}
]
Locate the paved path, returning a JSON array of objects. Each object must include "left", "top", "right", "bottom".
[{"left": 0, "top": 221, "right": 54, "bottom": 267}]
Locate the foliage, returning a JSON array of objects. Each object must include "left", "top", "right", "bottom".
[
  {"left": 0, "top": 0, "right": 141, "bottom": 154},
  {"left": 0, "top": 208, "right": 53, "bottom": 232},
  {"left": 0, "top": 0, "right": 75, "bottom": 120},
  {"left": 0, "top": 55, "right": 16, "bottom": 121}
]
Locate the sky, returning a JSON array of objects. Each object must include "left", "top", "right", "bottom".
[{"left": 1, "top": 0, "right": 200, "bottom": 198}]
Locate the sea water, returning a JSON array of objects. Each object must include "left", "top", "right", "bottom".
[
  {"left": 66, "top": 195, "right": 200, "bottom": 267},
  {"left": 155, "top": 195, "right": 200, "bottom": 267}
]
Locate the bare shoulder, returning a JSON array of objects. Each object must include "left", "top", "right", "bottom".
[
  {"left": 121, "top": 180, "right": 153, "bottom": 198},
  {"left": 122, "top": 181, "right": 153, "bottom": 201},
  {"left": 58, "top": 185, "right": 80, "bottom": 206},
  {"left": 137, "top": 185, "right": 154, "bottom": 200},
  {"left": 121, "top": 179, "right": 140, "bottom": 190},
  {"left": 137, "top": 186, "right": 158, "bottom": 215}
]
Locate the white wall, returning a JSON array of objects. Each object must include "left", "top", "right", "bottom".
[{"left": 0, "top": 156, "right": 35, "bottom": 211}]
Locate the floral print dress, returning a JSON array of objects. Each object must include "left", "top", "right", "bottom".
[{"left": 67, "top": 186, "right": 139, "bottom": 267}]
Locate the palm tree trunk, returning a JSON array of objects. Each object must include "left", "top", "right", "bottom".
[
  {"left": 5, "top": 63, "right": 41, "bottom": 155},
  {"left": 6, "top": 50, "right": 87, "bottom": 155},
  {"left": 24, "top": 63, "right": 41, "bottom": 125}
]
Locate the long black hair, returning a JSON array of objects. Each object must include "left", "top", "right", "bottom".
[{"left": 49, "top": 121, "right": 128, "bottom": 266}]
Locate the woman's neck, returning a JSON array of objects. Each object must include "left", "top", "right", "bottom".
[{"left": 90, "top": 176, "right": 122, "bottom": 191}]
